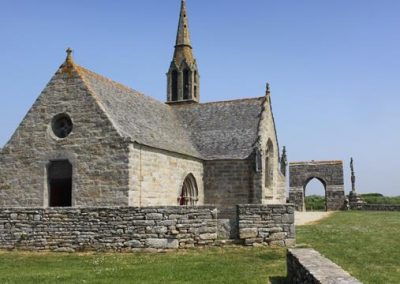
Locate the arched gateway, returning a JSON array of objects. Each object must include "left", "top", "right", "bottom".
[{"left": 289, "top": 161, "right": 345, "bottom": 211}]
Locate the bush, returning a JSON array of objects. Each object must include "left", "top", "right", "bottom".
[{"left": 305, "top": 195, "right": 326, "bottom": 211}]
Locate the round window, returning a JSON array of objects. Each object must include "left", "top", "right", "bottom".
[{"left": 52, "top": 113, "right": 73, "bottom": 138}]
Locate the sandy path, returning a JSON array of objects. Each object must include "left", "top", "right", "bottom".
[{"left": 295, "top": 211, "right": 335, "bottom": 226}]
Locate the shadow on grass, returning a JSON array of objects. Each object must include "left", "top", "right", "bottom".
[{"left": 269, "top": 276, "right": 287, "bottom": 284}]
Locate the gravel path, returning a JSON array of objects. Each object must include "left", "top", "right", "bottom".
[{"left": 295, "top": 211, "right": 335, "bottom": 226}]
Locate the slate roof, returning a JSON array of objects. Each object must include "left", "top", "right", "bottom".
[
  {"left": 76, "top": 66, "right": 200, "bottom": 158},
  {"left": 172, "top": 99, "right": 264, "bottom": 159},
  {"left": 75, "top": 64, "right": 263, "bottom": 160}
]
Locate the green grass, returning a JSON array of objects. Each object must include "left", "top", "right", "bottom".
[
  {"left": 297, "top": 211, "right": 400, "bottom": 284},
  {"left": 0, "top": 247, "right": 286, "bottom": 284}
]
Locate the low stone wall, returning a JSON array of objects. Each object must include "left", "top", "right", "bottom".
[
  {"left": 287, "top": 248, "right": 361, "bottom": 284},
  {"left": 359, "top": 204, "right": 400, "bottom": 211},
  {"left": 237, "top": 204, "right": 295, "bottom": 246},
  {"left": 0, "top": 206, "right": 218, "bottom": 252}
]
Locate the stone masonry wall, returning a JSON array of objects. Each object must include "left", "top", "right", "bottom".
[
  {"left": 129, "top": 144, "right": 204, "bottom": 206},
  {"left": 237, "top": 204, "right": 295, "bottom": 246},
  {"left": 204, "top": 160, "right": 252, "bottom": 207},
  {"left": 287, "top": 248, "right": 361, "bottom": 284},
  {"left": 257, "top": 94, "right": 287, "bottom": 204},
  {"left": 0, "top": 64, "right": 130, "bottom": 207},
  {"left": 0, "top": 207, "right": 218, "bottom": 251}
]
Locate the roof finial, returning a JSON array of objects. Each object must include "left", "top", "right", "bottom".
[
  {"left": 66, "top": 47, "right": 73, "bottom": 62},
  {"left": 266, "top": 82, "right": 270, "bottom": 96}
]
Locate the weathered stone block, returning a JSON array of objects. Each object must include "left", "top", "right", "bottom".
[
  {"left": 269, "top": 232, "right": 286, "bottom": 241},
  {"left": 146, "top": 213, "right": 163, "bottom": 220},
  {"left": 125, "top": 240, "right": 142, "bottom": 248},
  {"left": 146, "top": 238, "right": 179, "bottom": 249},
  {"left": 239, "top": 228, "right": 258, "bottom": 239},
  {"left": 199, "top": 233, "right": 217, "bottom": 240}
]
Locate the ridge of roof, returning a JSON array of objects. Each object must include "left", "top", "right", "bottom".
[{"left": 170, "top": 97, "right": 264, "bottom": 108}]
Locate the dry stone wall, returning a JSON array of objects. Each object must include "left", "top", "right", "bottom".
[
  {"left": 0, "top": 207, "right": 218, "bottom": 251},
  {"left": 287, "top": 249, "right": 361, "bottom": 284},
  {"left": 357, "top": 204, "right": 400, "bottom": 211},
  {"left": 0, "top": 204, "right": 297, "bottom": 251},
  {"left": 238, "top": 204, "right": 295, "bottom": 247}
]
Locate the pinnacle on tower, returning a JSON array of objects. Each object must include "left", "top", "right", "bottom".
[{"left": 167, "top": 0, "right": 200, "bottom": 104}]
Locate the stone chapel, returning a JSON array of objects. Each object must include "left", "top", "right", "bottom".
[{"left": 0, "top": 0, "right": 287, "bottom": 208}]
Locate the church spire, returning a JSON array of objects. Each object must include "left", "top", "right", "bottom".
[
  {"left": 167, "top": 0, "right": 200, "bottom": 104},
  {"left": 176, "top": 0, "right": 191, "bottom": 47}
]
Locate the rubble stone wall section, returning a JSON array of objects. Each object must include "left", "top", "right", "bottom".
[
  {"left": 358, "top": 204, "right": 400, "bottom": 211},
  {"left": 0, "top": 207, "right": 218, "bottom": 251},
  {"left": 287, "top": 248, "right": 361, "bottom": 284},
  {"left": 237, "top": 204, "right": 295, "bottom": 247}
]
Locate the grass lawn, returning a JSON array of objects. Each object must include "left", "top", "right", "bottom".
[
  {"left": 0, "top": 247, "right": 286, "bottom": 284},
  {"left": 297, "top": 211, "right": 400, "bottom": 284}
]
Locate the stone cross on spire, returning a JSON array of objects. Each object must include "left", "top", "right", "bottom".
[
  {"left": 176, "top": 0, "right": 191, "bottom": 47},
  {"left": 66, "top": 48, "right": 73, "bottom": 63},
  {"left": 266, "top": 82, "right": 271, "bottom": 97}
]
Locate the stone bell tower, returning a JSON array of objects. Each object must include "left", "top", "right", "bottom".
[{"left": 167, "top": 0, "right": 200, "bottom": 103}]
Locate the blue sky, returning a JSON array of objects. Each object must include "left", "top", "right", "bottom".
[{"left": 0, "top": 0, "right": 399, "bottom": 196}]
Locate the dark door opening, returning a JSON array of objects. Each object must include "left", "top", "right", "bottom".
[{"left": 48, "top": 160, "right": 72, "bottom": 207}]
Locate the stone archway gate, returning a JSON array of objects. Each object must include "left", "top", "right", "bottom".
[{"left": 289, "top": 160, "right": 345, "bottom": 211}]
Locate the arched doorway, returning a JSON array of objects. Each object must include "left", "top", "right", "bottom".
[
  {"left": 178, "top": 174, "right": 198, "bottom": 206},
  {"left": 48, "top": 160, "right": 72, "bottom": 207},
  {"left": 304, "top": 178, "right": 326, "bottom": 211}
]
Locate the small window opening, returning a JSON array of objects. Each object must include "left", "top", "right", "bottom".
[{"left": 52, "top": 113, "right": 73, "bottom": 138}]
